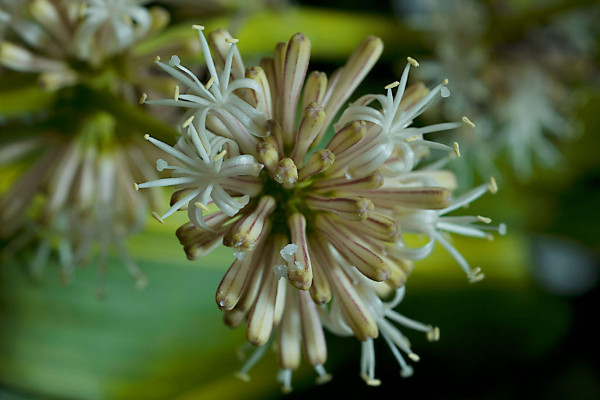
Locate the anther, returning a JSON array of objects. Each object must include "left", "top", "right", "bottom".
[
  {"left": 408, "top": 353, "right": 420, "bottom": 362},
  {"left": 225, "top": 38, "right": 239, "bottom": 44},
  {"left": 195, "top": 202, "right": 210, "bottom": 212},
  {"left": 133, "top": 183, "right": 139, "bottom": 191},
  {"left": 213, "top": 150, "right": 227, "bottom": 161},
  {"left": 426, "top": 326, "right": 440, "bottom": 342},
  {"left": 462, "top": 116, "right": 476, "bottom": 128},
  {"left": 385, "top": 81, "right": 400, "bottom": 90},
  {"left": 407, "top": 56, "right": 419, "bottom": 67},
  {"left": 404, "top": 135, "right": 418, "bottom": 143},
  {"left": 234, "top": 372, "right": 250, "bottom": 382},
  {"left": 443, "top": 78, "right": 449, "bottom": 85},
  {"left": 139, "top": 93, "right": 147, "bottom": 104},
  {"left": 366, "top": 378, "right": 382, "bottom": 387},
  {"left": 143, "top": 134, "right": 150, "bottom": 141},
  {"left": 182, "top": 115, "right": 194, "bottom": 128},
  {"left": 453, "top": 142, "right": 461, "bottom": 157},
  {"left": 192, "top": 24, "right": 205, "bottom": 31},
  {"left": 467, "top": 267, "right": 485, "bottom": 283},
  {"left": 154, "top": 56, "right": 160, "bottom": 62},
  {"left": 477, "top": 215, "right": 492, "bottom": 224},
  {"left": 152, "top": 212, "right": 165, "bottom": 224},
  {"left": 488, "top": 177, "right": 498, "bottom": 194},
  {"left": 173, "top": 85, "right": 179, "bottom": 101},
  {"left": 205, "top": 75, "right": 216, "bottom": 90}
]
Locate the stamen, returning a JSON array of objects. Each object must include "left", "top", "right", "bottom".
[
  {"left": 182, "top": 115, "right": 194, "bottom": 128},
  {"left": 213, "top": 150, "right": 227, "bottom": 161},
  {"left": 477, "top": 215, "right": 492, "bottom": 223},
  {"left": 152, "top": 212, "right": 165, "bottom": 224},
  {"left": 225, "top": 38, "right": 239, "bottom": 44},
  {"left": 154, "top": 56, "right": 160, "bottom": 62},
  {"left": 407, "top": 56, "right": 419, "bottom": 67},
  {"left": 462, "top": 116, "right": 476, "bottom": 128},
  {"left": 133, "top": 183, "right": 139, "bottom": 191},
  {"left": 173, "top": 85, "right": 179, "bottom": 101},
  {"left": 195, "top": 202, "right": 210, "bottom": 212},
  {"left": 143, "top": 134, "right": 150, "bottom": 140},
  {"left": 385, "top": 81, "right": 400, "bottom": 90},
  {"left": 205, "top": 75, "right": 215, "bottom": 90},
  {"left": 408, "top": 353, "right": 420, "bottom": 362},
  {"left": 488, "top": 177, "right": 498, "bottom": 194},
  {"left": 453, "top": 142, "right": 461, "bottom": 157},
  {"left": 426, "top": 326, "right": 440, "bottom": 342},
  {"left": 139, "top": 93, "right": 147, "bottom": 104},
  {"left": 192, "top": 24, "right": 204, "bottom": 31}
]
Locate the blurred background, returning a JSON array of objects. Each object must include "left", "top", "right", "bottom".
[{"left": 1, "top": 0, "right": 599, "bottom": 399}]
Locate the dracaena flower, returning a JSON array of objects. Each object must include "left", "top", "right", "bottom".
[{"left": 135, "top": 26, "right": 502, "bottom": 391}]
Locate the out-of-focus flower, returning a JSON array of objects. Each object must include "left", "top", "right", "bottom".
[
  {"left": 135, "top": 26, "right": 503, "bottom": 390},
  {"left": 396, "top": 0, "right": 598, "bottom": 182}
]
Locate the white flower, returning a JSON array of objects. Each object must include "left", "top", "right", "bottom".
[{"left": 135, "top": 121, "right": 264, "bottom": 229}]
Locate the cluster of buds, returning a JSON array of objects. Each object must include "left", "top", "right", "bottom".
[{"left": 135, "top": 25, "right": 505, "bottom": 391}]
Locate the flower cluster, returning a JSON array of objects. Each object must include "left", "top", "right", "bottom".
[{"left": 136, "top": 26, "right": 505, "bottom": 390}]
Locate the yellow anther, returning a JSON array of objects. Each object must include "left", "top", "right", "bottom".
[
  {"left": 408, "top": 353, "right": 420, "bottom": 362},
  {"left": 182, "top": 115, "right": 194, "bottom": 128},
  {"left": 152, "top": 212, "right": 165, "bottom": 224},
  {"left": 205, "top": 75, "right": 216, "bottom": 90},
  {"left": 154, "top": 56, "right": 161, "bottom": 62},
  {"left": 407, "top": 56, "right": 419, "bottom": 67},
  {"left": 195, "top": 202, "right": 210, "bottom": 212},
  {"left": 468, "top": 267, "right": 485, "bottom": 283},
  {"left": 133, "top": 183, "right": 139, "bottom": 191},
  {"left": 213, "top": 150, "right": 227, "bottom": 161},
  {"left": 192, "top": 24, "right": 205, "bottom": 31},
  {"left": 453, "top": 142, "right": 461, "bottom": 157},
  {"left": 139, "top": 93, "right": 147, "bottom": 104},
  {"left": 477, "top": 215, "right": 492, "bottom": 224},
  {"left": 404, "top": 135, "right": 419, "bottom": 143},
  {"left": 385, "top": 81, "right": 400, "bottom": 90},
  {"left": 488, "top": 177, "right": 498, "bottom": 194},
  {"left": 225, "top": 38, "right": 239, "bottom": 44},
  {"left": 426, "top": 326, "right": 440, "bottom": 342},
  {"left": 234, "top": 372, "right": 250, "bottom": 382},
  {"left": 462, "top": 116, "right": 476, "bottom": 128},
  {"left": 143, "top": 134, "right": 150, "bottom": 141},
  {"left": 173, "top": 85, "right": 179, "bottom": 101},
  {"left": 443, "top": 78, "right": 449, "bottom": 85}
]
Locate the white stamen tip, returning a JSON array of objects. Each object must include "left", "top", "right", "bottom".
[
  {"left": 205, "top": 75, "right": 216, "bottom": 90},
  {"left": 139, "top": 93, "right": 147, "bottom": 104},
  {"left": 152, "top": 211, "right": 165, "bottom": 224},
  {"left": 477, "top": 215, "right": 491, "bottom": 224},
  {"left": 385, "top": 81, "right": 400, "bottom": 90},
  {"left": 488, "top": 177, "right": 498, "bottom": 194},
  {"left": 280, "top": 244, "right": 298, "bottom": 262},
  {"left": 182, "top": 115, "right": 195, "bottom": 128},
  {"left": 453, "top": 142, "right": 461, "bottom": 157},
  {"left": 225, "top": 38, "right": 239, "bottom": 44},
  {"left": 192, "top": 24, "right": 205, "bottom": 31},
  {"left": 498, "top": 223, "right": 507, "bottom": 235},
  {"left": 462, "top": 116, "right": 476, "bottom": 127},
  {"left": 407, "top": 56, "right": 419, "bottom": 67},
  {"left": 440, "top": 86, "right": 451, "bottom": 98},
  {"left": 156, "top": 159, "right": 168, "bottom": 171},
  {"left": 169, "top": 55, "right": 181, "bottom": 66},
  {"left": 195, "top": 202, "right": 210, "bottom": 212}
]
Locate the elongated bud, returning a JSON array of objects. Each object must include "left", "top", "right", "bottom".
[
  {"left": 208, "top": 29, "right": 245, "bottom": 79},
  {"left": 306, "top": 195, "right": 373, "bottom": 221},
  {"left": 326, "top": 121, "right": 366, "bottom": 156},
  {"left": 298, "top": 290, "right": 328, "bottom": 366},
  {"left": 274, "top": 158, "right": 298, "bottom": 188},
  {"left": 245, "top": 66, "right": 273, "bottom": 118},
  {"left": 313, "top": 170, "right": 383, "bottom": 192},
  {"left": 265, "top": 119, "right": 284, "bottom": 157},
  {"left": 316, "top": 214, "right": 389, "bottom": 282},
  {"left": 398, "top": 82, "right": 428, "bottom": 112},
  {"left": 223, "top": 251, "right": 265, "bottom": 328},
  {"left": 281, "top": 33, "right": 311, "bottom": 146},
  {"left": 287, "top": 213, "right": 313, "bottom": 290},
  {"left": 279, "top": 289, "right": 302, "bottom": 370},
  {"left": 291, "top": 102, "right": 326, "bottom": 167},
  {"left": 216, "top": 255, "right": 255, "bottom": 310},
  {"left": 320, "top": 36, "right": 383, "bottom": 143},
  {"left": 361, "top": 212, "right": 400, "bottom": 242},
  {"left": 298, "top": 149, "right": 335, "bottom": 181},
  {"left": 223, "top": 196, "right": 276, "bottom": 253},
  {"left": 307, "top": 235, "right": 333, "bottom": 305},
  {"left": 364, "top": 187, "right": 452, "bottom": 210},
  {"left": 256, "top": 141, "right": 279, "bottom": 174},
  {"left": 302, "top": 71, "right": 328, "bottom": 111},
  {"left": 384, "top": 256, "right": 413, "bottom": 289}
]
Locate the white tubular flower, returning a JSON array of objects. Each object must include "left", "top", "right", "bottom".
[
  {"left": 75, "top": 0, "right": 152, "bottom": 61},
  {"left": 135, "top": 122, "right": 264, "bottom": 229},
  {"left": 392, "top": 178, "right": 506, "bottom": 282},
  {"left": 337, "top": 58, "right": 461, "bottom": 172},
  {"left": 142, "top": 26, "right": 268, "bottom": 147}
]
